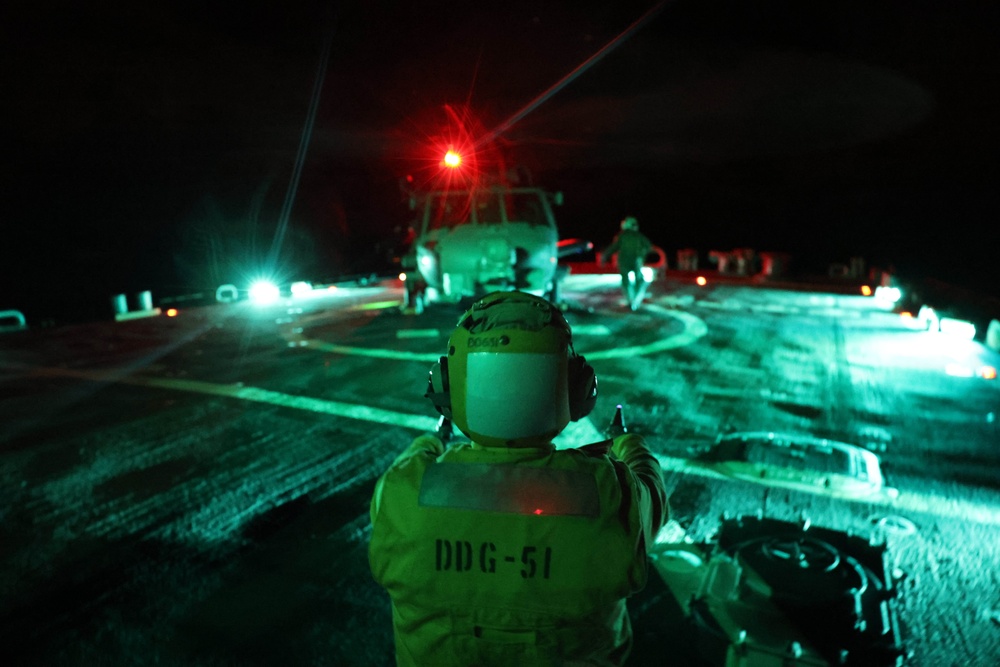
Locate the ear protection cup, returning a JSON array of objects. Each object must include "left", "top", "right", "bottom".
[
  {"left": 567, "top": 352, "right": 598, "bottom": 421},
  {"left": 424, "top": 356, "right": 452, "bottom": 419}
]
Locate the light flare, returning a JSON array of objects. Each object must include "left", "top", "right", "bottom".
[{"left": 249, "top": 280, "right": 281, "bottom": 305}]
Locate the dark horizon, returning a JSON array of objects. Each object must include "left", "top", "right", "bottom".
[{"left": 3, "top": 0, "right": 998, "bottom": 324}]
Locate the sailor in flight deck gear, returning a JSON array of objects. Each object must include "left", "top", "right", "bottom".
[
  {"left": 369, "top": 291, "right": 669, "bottom": 667},
  {"left": 599, "top": 217, "right": 653, "bottom": 311}
]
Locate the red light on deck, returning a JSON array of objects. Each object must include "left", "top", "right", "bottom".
[
  {"left": 166, "top": 308, "right": 178, "bottom": 317},
  {"left": 533, "top": 508, "right": 543, "bottom": 515},
  {"left": 696, "top": 276, "right": 707, "bottom": 286}
]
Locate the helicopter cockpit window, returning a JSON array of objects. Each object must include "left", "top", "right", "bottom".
[
  {"left": 504, "top": 192, "right": 547, "bottom": 226},
  {"left": 427, "top": 193, "right": 472, "bottom": 231},
  {"left": 476, "top": 192, "right": 502, "bottom": 225}
]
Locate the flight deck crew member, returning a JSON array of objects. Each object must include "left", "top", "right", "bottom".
[
  {"left": 369, "top": 291, "right": 669, "bottom": 667},
  {"left": 599, "top": 217, "right": 653, "bottom": 310}
]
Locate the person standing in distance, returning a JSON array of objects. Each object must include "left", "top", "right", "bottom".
[
  {"left": 369, "top": 290, "right": 668, "bottom": 666},
  {"left": 599, "top": 216, "right": 653, "bottom": 310}
]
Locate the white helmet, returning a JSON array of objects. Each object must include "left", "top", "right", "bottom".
[{"left": 426, "top": 291, "right": 597, "bottom": 447}]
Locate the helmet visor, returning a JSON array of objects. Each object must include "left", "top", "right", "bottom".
[{"left": 464, "top": 351, "right": 569, "bottom": 442}]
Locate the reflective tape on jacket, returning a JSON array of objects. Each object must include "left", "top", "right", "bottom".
[{"left": 418, "top": 463, "right": 601, "bottom": 517}]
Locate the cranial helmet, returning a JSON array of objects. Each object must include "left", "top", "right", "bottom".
[
  {"left": 426, "top": 291, "right": 598, "bottom": 447},
  {"left": 620, "top": 216, "right": 639, "bottom": 231}
]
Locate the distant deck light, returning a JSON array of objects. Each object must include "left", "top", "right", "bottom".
[
  {"left": 290, "top": 281, "right": 313, "bottom": 296},
  {"left": 860, "top": 285, "right": 873, "bottom": 297},
  {"left": 875, "top": 286, "right": 901, "bottom": 303},
  {"left": 945, "top": 363, "right": 975, "bottom": 378},
  {"left": 166, "top": 308, "right": 178, "bottom": 317},
  {"left": 979, "top": 366, "right": 997, "bottom": 380},
  {"left": 696, "top": 276, "right": 707, "bottom": 286},
  {"left": 249, "top": 280, "right": 280, "bottom": 305},
  {"left": 939, "top": 317, "right": 976, "bottom": 340},
  {"left": 399, "top": 272, "right": 407, "bottom": 282}
]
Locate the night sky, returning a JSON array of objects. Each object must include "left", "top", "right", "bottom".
[{"left": 3, "top": 0, "right": 998, "bottom": 324}]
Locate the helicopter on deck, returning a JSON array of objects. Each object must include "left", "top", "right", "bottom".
[{"left": 399, "top": 154, "right": 591, "bottom": 312}]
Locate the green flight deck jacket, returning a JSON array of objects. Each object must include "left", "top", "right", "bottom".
[{"left": 370, "top": 433, "right": 668, "bottom": 666}]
